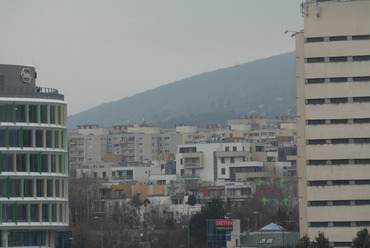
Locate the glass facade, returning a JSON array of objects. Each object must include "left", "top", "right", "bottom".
[{"left": 0, "top": 64, "right": 68, "bottom": 247}]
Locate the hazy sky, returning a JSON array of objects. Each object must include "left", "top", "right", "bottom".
[{"left": 0, "top": 1, "right": 303, "bottom": 115}]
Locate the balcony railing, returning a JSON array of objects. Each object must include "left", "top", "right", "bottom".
[{"left": 0, "top": 85, "right": 64, "bottom": 100}]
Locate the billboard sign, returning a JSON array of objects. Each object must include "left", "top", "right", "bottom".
[{"left": 216, "top": 219, "right": 233, "bottom": 231}]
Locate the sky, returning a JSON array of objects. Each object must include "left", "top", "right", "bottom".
[{"left": 0, "top": 1, "right": 303, "bottom": 115}]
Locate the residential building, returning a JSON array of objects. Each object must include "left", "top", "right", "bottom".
[
  {"left": 296, "top": 1, "right": 370, "bottom": 246},
  {"left": 176, "top": 142, "right": 263, "bottom": 184},
  {"left": 0, "top": 64, "right": 68, "bottom": 247}
]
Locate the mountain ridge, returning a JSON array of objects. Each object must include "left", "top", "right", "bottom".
[{"left": 68, "top": 52, "right": 296, "bottom": 129}]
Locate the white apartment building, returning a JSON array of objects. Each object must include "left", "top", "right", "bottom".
[
  {"left": 176, "top": 142, "right": 263, "bottom": 183},
  {"left": 296, "top": 0, "right": 370, "bottom": 246}
]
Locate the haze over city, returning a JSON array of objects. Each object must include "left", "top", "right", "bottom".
[{"left": 0, "top": 0, "right": 302, "bottom": 115}]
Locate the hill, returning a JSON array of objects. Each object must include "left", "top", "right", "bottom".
[{"left": 68, "top": 52, "right": 296, "bottom": 129}]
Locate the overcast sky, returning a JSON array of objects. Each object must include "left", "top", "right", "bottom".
[{"left": 0, "top": 1, "right": 303, "bottom": 115}]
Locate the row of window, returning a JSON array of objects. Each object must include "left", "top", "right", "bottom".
[
  {"left": 306, "top": 96, "right": 370, "bottom": 105},
  {"left": 0, "top": 128, "right": 66, "bottom": 149},
  {"left": 0, "top": 152, "right": 66, "bottom": 174},
  {"left": 309, "top": 199, "right": 370, "bottom": 206},
  {"left": 307, "top": 118, "right": 370, "bottom": 125},
  {"left": 308, "top": 138, "right": 370, "bottom": 145},
  {"left": 306, "top": 76, "right": 370, "bottom": 84},
  {"left": 0, "top": 202, "right": 66, "bottom": 224},
  {"left": 305, "top": 35, "right": 370, "bottom": 43},
  {"left": 309, "top": 221, "right": 370, "bottom": 228},
  {"left": 7, "top": 231, "right": 47, "bottom": 247},
  {"left": 0, "top": 103, "right": 66, "bottom": 125},
  {"left": 308, "top": 179, "right": 370, "bottom": 186},
  {"left": 308, "top": 159, "right": 370, "bottom": 165},
  {"left": 0, "top": 178, "right": 66, "bottom": 198},
  {"left": 306, "top": 55, "right": 370, "bottom": 63}
]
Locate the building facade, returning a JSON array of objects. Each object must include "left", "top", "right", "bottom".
[
  {"left": 0, "top": 64, "right": 68, "bottom": 247},
  {"left": 296, "top": 1, "right": 370, "bottom": 246}
]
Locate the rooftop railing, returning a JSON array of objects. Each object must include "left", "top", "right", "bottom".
[{"left": 0, "top": 85, "right": 64, "bottom": 100}]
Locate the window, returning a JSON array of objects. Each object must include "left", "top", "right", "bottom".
[
  {"left": 221, "top": 158, "right": 225, "bottom": 164},
  {"left": 309, "top": 201, "right": 327, "bottom": 206},
  {"left": 330, "top": 119, "right": 348, "bottom": 124},
  {"left": 355, "top": 159, "right": 370, "bottom": 164},
  {"left": 310, "top": 222, "right": 328, "bottom": 227},
  {"left": 353, "top": 76, "right": 370, "bottom": 82},
  {"left": 221, "top": 168, "right": 225, "bottom": 175},
  {"left": 306, "top": 37, "right": 324, "bottom": 42},
  {"left": 333, "top": 200, "right": 350, "bottom": 206},
  {"left": 309, "top": 181, "right": 327, "bottom": 186},
  {"left": 16, "top": 154, "right": 27, "bottom": 172},
  {"left": 308, "top": 160, "right": 327, "bottom": 165},
  {"left": 330, "top": 98, "right": 347, "bottom": 104},
  {"left": 354, "top": 97, "right": 370, "bottom": 102},
  {"left": 356, "top": 200, "right": 370, "bottom": 205},
  {"left": 232, "top": 146, "right": 237, "bottom": 151},
  {"left": 331, "top": 159, "right": 349, "bottom": 165},
  {"left": 353, "top": 55, "right": 370, "bottom": 61},
  {"left": 308, "top": 139, "right": 326, "bottom": 145},
  {"left": 333, "top": 222, "right": 351, "bottom": 227},
  {"left": 331, "top": 139, "right": 349, "bottom": 144},
  {"left": 329, "top": 36, "right": 347, "bottom": 41},
  {"left": 354, "top": 138, "right": 370, "bottom": 143},
  {"left": 354, "top": 118, "right": 370, "bottom": 124},
  {"left": 330, "top": 77, "right": 347, "bottom": 83},
  {"left": 355, "top": 180, "right": 370, "bottom": 185},
  {"left": 230, "top": 157, "right": 235, "bottom": 163},
  {"left": 307, "top": 99, "right": 325, "bottom": 104},
  {"left": 225, "top": 147, "right": 229, "bottom": 152},
  {"left": 352, "top": 35, "right": 370, "bottom": 40},
  {"left": 307, "top": 120, "right": 325, "bottom": 125},
  {"left": 330, "top": 56, "right": 347, "bottom": 62},
  {"left": 306, "top": 57, "right": 325, "bottom": 63},
  {"left": 306, "top": 78, "right": 325, "bottom": 84}
]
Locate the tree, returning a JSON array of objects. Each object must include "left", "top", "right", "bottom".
[
  {"left": 353, "top": 228, "right": 370, "bottom": 248},
  {"left": 295, "top": 234, "right": 312, "bottom": 248},
  {"left": 313, "top": 232, "right": 330, "bottom": 248},
  {"left": 188, "top": 195, "right": 197, "bottom": 206}
]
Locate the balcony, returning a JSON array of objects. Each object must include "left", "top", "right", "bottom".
[
  {"left": 0, "top": 85, "right": 64, "bottom": 100},
  {"left": 216, "top": 151, "right": 250, "bottom": 158}
]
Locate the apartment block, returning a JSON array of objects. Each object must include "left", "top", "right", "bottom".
[{"left": 296, "top": 0, "right": 370, "bottom": 245}]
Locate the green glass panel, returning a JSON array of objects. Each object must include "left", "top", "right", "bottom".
[
  {"left": 26, "top": 153, "right": 30, "bottom": 173},
  {"left": 21, "top": 178, "right": 24, "bottom": 199},
  {"left": 52, "top": 130, "right": 55, "bottom": 150},
  {"left": 27, "top": 202, "right": 30, "bottom": 224},
  {"left": 38, "top": 152, "right": 42, "bottom": 174},
  {"left": 26, "top": 104, "right": 29, "bottom": 124},
  {"left": 0, "top": 151, "right": 2, "bottom": 174},
  {"left": 7, "top": 176, "right": 10, "bottom": 199},
  {"left": 6, "top": 127, "right": 9, "bottom": 149},
  {"left": 14, "top": 201, "right": 17, "bottom": 224},
  {"left": 61, "top": 155, "right": 65, "bottom": 174},
  {"left": 20, "top": 127, "right": 24, "bottom": 149},
  {"left": 49, "top": 202, "right": 52, "bottom": 223},
  {"left": 37, "top": 103, "right": 41, "bottom": 124},
  {"left": 12, "top": 103, "right": 15, "bottom": 124}
]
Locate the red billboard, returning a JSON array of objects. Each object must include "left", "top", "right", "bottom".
[{"left": 215, "top": 219, "right": 233, "bottom": 231}]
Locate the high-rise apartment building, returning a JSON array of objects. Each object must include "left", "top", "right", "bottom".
[
  {"left": 296, "top": 1, "right": 370, "bottom": 246},
  {"left": 0, "top": 64, "right": 68, "bottom": 247}
]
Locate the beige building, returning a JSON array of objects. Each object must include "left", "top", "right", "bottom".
[{"left": 296, "top": 0, "right": 370, "bottom": 246}]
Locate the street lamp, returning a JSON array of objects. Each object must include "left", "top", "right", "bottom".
[
  {"left": 62, "top": 237, "right": 73, "bottom": 248},
  {"left": 95, "top": 216, "right": 103, "bottom": 248},
  {"left": 253, "top": 211, "right": 262, "bottom": 248}
]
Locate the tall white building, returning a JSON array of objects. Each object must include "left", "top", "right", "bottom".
[
  {"left": 0, "top": 64, "right": 68, "bottom": 247},
  {"left": 296, "top": 1, "right": 370, "bottom": 246}
]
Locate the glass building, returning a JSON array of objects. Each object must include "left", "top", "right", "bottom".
[{"left": 0, "top": 64, "right": 68, "bottom": 247}]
